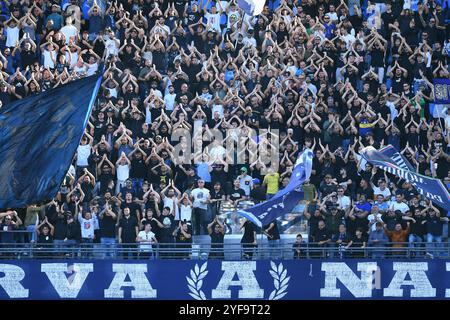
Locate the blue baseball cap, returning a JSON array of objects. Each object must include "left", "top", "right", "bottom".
[{"left": 252, "top": 178, "right": 261, "bottom": 184}]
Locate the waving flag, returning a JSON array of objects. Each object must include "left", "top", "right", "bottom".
[
  {"left": 0, "top": 75, "right": 102, "bottom": 209},
  {"left": 361, "top": 145, "right": 450, "bottom": 212},
  {"left": 238, "top": 148, "right": 313, "bottom": 227},
  {"left": 237, "top": 0, "right": 266, "bottom": 16}
]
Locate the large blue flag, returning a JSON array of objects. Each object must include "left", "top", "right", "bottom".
[
  {"left": 0, "top": 75, "right": 102, "bottom": 209},
  {"left": 361, "top": 145, "right": 450, "bottom": 212},
  {"left": 238, "top": 148, "right": 313, "bottom": 227}
]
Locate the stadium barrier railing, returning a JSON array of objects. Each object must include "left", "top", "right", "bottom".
[{"left": 0, "top": 240, "right": 447, "bottom": 260}]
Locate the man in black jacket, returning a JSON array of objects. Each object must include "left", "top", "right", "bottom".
[
  {"left": 99, "top": 204, "right": 118, "bottom": 258},
  {"left": 424, "top": 208, "right": 449, "bottom": 258},
  {"left": 118, "top": 207, "right": 139, "bottom": 259},
  {"left": 53, "top": 210, "right": 69, "bottom": 256},
  {"left": 65, "top": 214, "right": 81, "bottom": 257},
  {"left": 408, "top": 208, "right": 427, "bottom": 258},
  {"left": 52, "top": 210, "right": 80, "bottom": 256},
  {"left": 312, "top": 220, "right": 332, "bottom": 258},
  {"left": 250, "top": 178, "right": 266, "bottom": 204},
  {"left": 331, "top": 224, "right": 351, "bottom": 258},
  {"left": 293, "top": 234, "right": 308, "bottom": 259}
]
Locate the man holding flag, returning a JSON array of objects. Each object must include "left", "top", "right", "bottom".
[{"left": 238, "top": 148, "right": 314, "bottom": 228}]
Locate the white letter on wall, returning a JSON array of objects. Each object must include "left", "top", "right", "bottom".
[
  {"left": 41, "top": 263, "right": 93, "bottom": 298},
  {"left": 0, "top": 264, "right": 29, "bottom": 298},
  {"left": 384, "top": 262, "right": 436, "bottom": 297},
  {"left": 212, "top": 261, "right": 264, "bottom": 299},
  {"left": 320, "top": 262, "right": 378, "bottom": 298},
  {"left": 104, "top": 264, "right": 156, "bottom": 299}
]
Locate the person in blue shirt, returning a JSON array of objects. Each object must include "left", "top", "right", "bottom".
[
  {"left": 103, "top": 3, "right": 116, "bottom": 32},
  {"left": 224, "top": 59, "right": 237, "bottom": 84},
  {"left": 1, "top": 47, "right": 16, "bottom": 74},
  {"left": 368, "top": 222, "right": 389, "bottom": 258},
  {"left": 355, "top": 194, "right": 372, "bottom": 213},
  {"left": 87, "top": 3, "right": 104, "bottom": 41},
  {"left": 374, "top": 195, "right": 389, "bottom": 212},
  {"left": 45, "top": 4, "right": 64, "bottom": 30},
  {"left": 196, "top": 154, "right": 212, "bottom": 188},
  {"left": 323, "top": 14, "right": 336, "bottom": 39}
]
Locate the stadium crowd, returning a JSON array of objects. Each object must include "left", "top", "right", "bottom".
[{"left": 0, "top": 0, "right": 449, "bottom": 259}]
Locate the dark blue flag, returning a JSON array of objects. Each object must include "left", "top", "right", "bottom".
[
  {"left": 0, "top": 75, "right": 102, "bottom": 209},
  {"left": 361, "top": 145, "right": 450, "bottom": 212},
  {"left": 238, "top": 148, "right": 313, "bottom": 227},
  {"left": 372, "top": 144, "right": 415, "bottom": 171}
]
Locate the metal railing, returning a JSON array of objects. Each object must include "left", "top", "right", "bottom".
[{"left": 0, "top": 242, "right": 447, "bottom": 260}]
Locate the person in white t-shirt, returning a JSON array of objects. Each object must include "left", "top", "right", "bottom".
[
  {"left": 389, "top": 194, "right": 410, "bottom": 214},
  {"left": 211, "top": 102, "right": 224, "bottom": 118},
  {"left": 242, "top": 30, "right": 257, "bottom": 47},
  {"left": 115, "top": 152, "right": 131, "bottom": 195},
  {"left": 76, "top": 134, "right": 92, "bottom": 174},
  {"left": 209, "top": 139, "right": 226, "bottom": 160},
  {"left": 372, "top": 179, "right": 392, "bottom": 199},
  {"left": 164, "top": 85, "right": 177, "bottom": 111},
  {"left": 41, "top": 42, "right": 58, "bottom": 69},
  {"left": 226, "top": 2, "right": 240, "bottom": 27},
  {"left": 78, "top": 210, "right": 96, "bottom": 240},
  {"left": 179, "top": 195, "right": 193, "bottom": 222},
  {"left": 336, "top": 187, "right": 351, "bottom": 211},
  {"left": 191, "top": 180, "right": 211, "bottom": 235},
  {"left": 86, "top": 55, "right": 99, "bottom": 76},
  {"left": 160, "top": 180, "right": 181, "bottom": 216},
  {"left": 60, "top": 17, "right": 78, "bottom": 44},
  {"left": 368, "top": 206, "right": 384, "bottom": 232},
  {"left": 326, "top": 5, "right": 339, "bottom": 23},
  {"left": 148, "top": 82, "right": 163, "bottom": 99},
  {"left": 66, "top": 45, "right": 80, "bottom": 68},
  {"left": 340, "top": 27, "right": 356, "bottom": 49},
  {"left": 73, "top": 58, "right": 88, "bottom": 76},
  {"left": 77, "top": 209, "right": 96, "bottom": 257},
  {"left": 203, "top": 0, "right": 223, "bottom": 32},
  {"left": 137, "top": 223, "right": 157, "bottom": 258},
  {"left": 104, "top": 31, "right": 120, "bottom": 57},
  {"left": 238, "top": 167, "right": 253, "bottom": 196},
  {"left": 5, "top": 20, "right": 20, "bottom": 48}
]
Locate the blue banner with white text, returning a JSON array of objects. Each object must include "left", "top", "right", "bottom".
[
  {"left": 0, "top": 259, "right": 449, "bottom": 300},
  {"left": 362, "top": 145, "right": 450, "bottom": 212}
]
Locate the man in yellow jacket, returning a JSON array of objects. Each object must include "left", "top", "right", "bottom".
[{"left": 263, "top": 169, "right": 280, "bottom": 200}]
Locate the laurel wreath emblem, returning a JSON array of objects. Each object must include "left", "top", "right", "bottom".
[
  {"left": 186, "top": 261, "right": 289, "bottom": 300},
  {"left": 186, "top": 262, "right": 208, "bottom": 300},
  {"left": 268, "top": 261, "right": 290, "bottom": 300}
]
